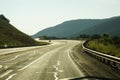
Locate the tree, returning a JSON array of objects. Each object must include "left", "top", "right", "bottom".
[
  {"left": 39, "top": 36, "right": 48, "bottom": 40},
  {"left": 102, "top": 33, "right": 110, "bottom": 38},
  {"left": 79, "top": 34, "right": 90, "bottom": 38},
  {"left": 91, "top": 34, "right": 101, "bottom": 39},
  {"left": 112, "top": 36, "right": 120, "bottom": 46},
  {"left": 100, "top": 33, "right": 112, "bottom": 45}
]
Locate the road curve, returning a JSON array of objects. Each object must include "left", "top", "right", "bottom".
[
  {"left": 0, "top": 40, "right": 119, "bottom": 80},
  {"left": 0, "top": 40, "right": 83, "bottom": 80}
]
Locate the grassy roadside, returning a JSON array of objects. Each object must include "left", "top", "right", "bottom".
[
  {"left": 0, "top": 41, "right": 49, "bottom": 49},
  {"left": 86, "top": 34, "right": 120, "bottom": 57}
]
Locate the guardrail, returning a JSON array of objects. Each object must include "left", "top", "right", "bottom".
[{"left": 82, "top": 41, "right": 120, "bottom": 71}]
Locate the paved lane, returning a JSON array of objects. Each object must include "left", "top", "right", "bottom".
[
  {"left": 0, "top": 40, "right": 83, "bottom": 80},
  {"left": 0, "top": 40, "right": 119, "bottom": 80}
]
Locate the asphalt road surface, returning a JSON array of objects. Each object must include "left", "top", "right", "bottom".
[{"left": 0, "top": 40, "right": 119, "bottom": 80}]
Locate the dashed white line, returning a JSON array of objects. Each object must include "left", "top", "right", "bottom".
[
  {"left": 5, "top": 73, "right": 17, "bottom": 80},
  {"left": 0, "top": 65, "right": 3, "bottom": 68},
  {"left": 53, "top": 72, "right": 58, "bottom": 80},
  {"left": 53, "top": 65, "right": 59, "bottom": 71},
  {"left": 53, "top": 61, "right": 63, "bottom": 80},
  {"left": 17, "top": 52, "right": 51, "bottom": 71},
  {"left": 59, "top": 70, "right": 63, "bottom": 72},
  {"left": 57, "top": 61, "right": 60, "bottom": 66},
  {"left": 0, "top": 70, "right": 13, "bottom": 78},
  {"left": 53, "top": 63, "right": 59, "bottom": 80},
  {"left": 0, "top": 55, "right": 21, "bottom": 62}
]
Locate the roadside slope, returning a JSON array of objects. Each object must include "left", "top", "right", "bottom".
[{"left": 0, "top": 15, "right": 37, "bottom": 48}]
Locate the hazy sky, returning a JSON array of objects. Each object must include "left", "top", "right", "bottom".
[{"left": 0, "top": 0, "right": 120, "bottom": 35}]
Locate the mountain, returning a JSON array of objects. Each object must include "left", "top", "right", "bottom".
[
  {"left": 33, "top": 19, "right": 107, "bottom": 38},
  {"left": 33, "top": 16, "right": 120, "bottom": 38},
  {"left": 0, "top": 15, "right": 37, "bottom": 48},
  {"left": 79, "top": 16, "right": 120, "bottom": 36}
]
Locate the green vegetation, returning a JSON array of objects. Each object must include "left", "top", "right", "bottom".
[
  {"left": 39, "top": 36, "right": 58, "bottom": 40},
  {"left": 86, "top": 34, "right": 120, "bottom": 57},
  {"left": 0, "top": 15, "right": 48, "bottom": 48},
  {"left": 39, "top": 36, "right": 66, "bottom": 40}
]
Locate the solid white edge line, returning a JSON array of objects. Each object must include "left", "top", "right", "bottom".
[{"left": 67, "top": 48, "right": 85, "bottom": 76}]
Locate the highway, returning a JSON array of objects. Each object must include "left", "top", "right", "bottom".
[{"left": 0, "top": 40, "right": 120, "bottom": 80}]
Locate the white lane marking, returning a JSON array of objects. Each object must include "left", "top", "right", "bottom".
[
  {"left": 67, "top": 48, "right": 85, "bottom": 76},
  {"left": 0, "top": 54, "right": 24, "bottom": 62},
  {"left": 5, "top": 73, "right": 17, "bottom": 80},
  {"left": 1, "top": 56, "right": 18, "bottom": 62},
  {"left": 53, "top": 65, "right": 59, "bottom": 80},
  {"left": 53, "top": 72, "right": 58, "bottom": 80},
  {"left": 17, "top": 52, "right": 51, "bottom": 71},
  {"left": 59, "top": 70, "right": 63, "bottom": 72},
  {"left": 57, "top": 61, "right": 60, "bottom": 66},
  {"left": 53, "top": 65, "right": 59, "bottom": 71},
  {"left": 0, "top": 70, "right": 13, "bottom": 78},
  {"left": 53, "top": 61, "right": 63, "bottom": 80},
  {"left": 0, "top": 65, "right": 3, "bottom": 68}
]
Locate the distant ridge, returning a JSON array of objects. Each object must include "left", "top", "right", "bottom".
[
  {"left": 79, "top": 16, "right": 120, "bottom": 36},
  {"left": 33, "top": 16, "right": 120, "bottom": 38},
  {"left": 0, "top": 15, "right": 37, "bottom": 48}
]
